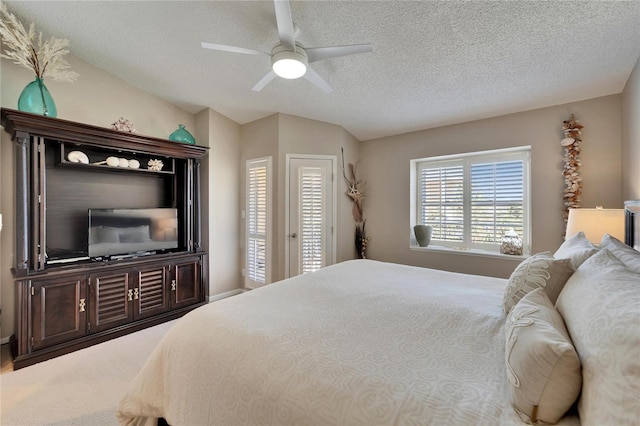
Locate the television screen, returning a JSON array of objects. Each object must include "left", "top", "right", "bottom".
[{"left": 88, "top": 208, "right": 178, "bottom": 258}]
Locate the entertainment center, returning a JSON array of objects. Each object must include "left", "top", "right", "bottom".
[{"left": 1, "top": 108, "right": 209, "bottom": 369}]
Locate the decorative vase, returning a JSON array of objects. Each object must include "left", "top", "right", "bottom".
[
  {"left": 500, "top": 228, "right": 523, "bottom": 255},
  {"left": 414, "top": 225, "right": 433, "bottom": 247},
  {"left": 17, "top": 77, "right": 57, "bottom": 117},
  {"left": 169, "top": 124, "right": 196, "bottom": 144}
]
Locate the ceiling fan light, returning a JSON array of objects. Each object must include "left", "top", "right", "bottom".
[
  {"left": 271, "top": 46, "right": 308, "bottom": 79},
  {"left": 273, "top": 58, "right": 307, "bottom": 79}
]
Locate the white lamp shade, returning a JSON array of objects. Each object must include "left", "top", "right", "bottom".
[
  {"left": 271, "top": 46, "right": 308, "bottom": 79},
  {"left": 565, "top": 208, "right": 625, "bottom": 244}
]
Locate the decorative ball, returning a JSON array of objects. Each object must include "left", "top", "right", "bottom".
[
  {"left": 106, "top": 156, "right": 120, "bottom": 167},
  {"left": 128, "top": 159, "right": 140, "bottom": 169},
  {"left": 118, "top": 158, "right": 129, "bottom": 168}
]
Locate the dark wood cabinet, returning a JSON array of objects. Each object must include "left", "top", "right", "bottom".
[{"left": 2, "top": 109, "right": 210, "bottom": 369}]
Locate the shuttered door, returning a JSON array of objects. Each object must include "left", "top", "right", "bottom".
[
  {"left": 300, "top": 168, "right": 324, "bottom": 274},
  {"left": 246, "top": 158, "right": 271, "bottom": 287}
]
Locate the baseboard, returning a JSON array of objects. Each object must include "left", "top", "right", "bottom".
[{"left": 208, "top": 289, "right": 244, "bottom": 303}]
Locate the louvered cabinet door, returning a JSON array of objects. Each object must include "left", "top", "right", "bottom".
[
  {"left": 134, "top": 264, "right": 169, "bottom": 320},
  {"left": 89, "top": 269, "right": 133, "bottom": 333}
]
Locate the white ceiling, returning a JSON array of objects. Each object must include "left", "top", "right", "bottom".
[{"left": 5, "top": 1, "right": 640, "bottom": 141}]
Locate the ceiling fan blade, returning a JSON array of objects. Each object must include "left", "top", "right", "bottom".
[
  {"left": 252, "top": 71, "right": 276, "bottom": 92},
  {"left": 201, "top": 42, "right": 266, "bottom": 56},
  {"left": 274, "top": 0, "right": 296, "bottom": 50},
  {"left": 306, "top": 44, "right": 373, "bottom": 63},
  {"left": 303, "top": 66, "right": 333, "bottom": 93}
]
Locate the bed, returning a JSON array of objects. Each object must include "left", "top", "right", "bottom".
[{"left": 118, "top": 232, "right": 639, "bottom": 426}]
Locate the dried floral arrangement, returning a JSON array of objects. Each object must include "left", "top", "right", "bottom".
[
  {"left": 0, "top": 3, "right": 78, "bottom": 82},
  {"left": 341, "top": 148, "right": 369, "bottom": 259},
  {"left": 561, "top": 114, "right": 584, "bottom": 227}
]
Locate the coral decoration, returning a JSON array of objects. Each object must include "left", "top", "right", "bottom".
[
  {"left": 561, "top": 114, "right": 584, "bottom": 227},
  {"left": 111, "top": 117, "right": 137, "bottom": 133}
]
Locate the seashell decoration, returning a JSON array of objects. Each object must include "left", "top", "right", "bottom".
[{"left": 561, "top": 114, "right": 584, "bottom": 228}]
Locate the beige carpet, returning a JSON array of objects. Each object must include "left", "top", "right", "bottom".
[{"left": 0, "top": 320, "right": 176, "bottom": 425}]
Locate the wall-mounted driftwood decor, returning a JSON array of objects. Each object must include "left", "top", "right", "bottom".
[{"left": 561, "top": 114, "right": 584, "bottom": 227}]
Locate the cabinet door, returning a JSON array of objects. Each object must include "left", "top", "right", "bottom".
[
  {"left": 89, "top": 269, "right": 133, "bottom": 333},
  {"left": 31, "top": 275, "right": 87, "bottom": 350},
  {"left": 134, "top": 264, "right": 169, "bottom": 320},
  {"left": 171, "top": 258, "right": 202, "bottom": 309}
]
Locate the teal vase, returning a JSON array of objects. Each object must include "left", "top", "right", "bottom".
[
  {"left": 169, "top": 124, "right": 196, "bottom": 144},
  {"left": 18, "top": 77, "right": 57, "bottom": 117}
]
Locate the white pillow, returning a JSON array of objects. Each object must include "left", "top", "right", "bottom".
[
  {"left": 503, "top": 252, "right": 574, "bottom": 315},
  {"left": 505, "top": 288, "right": 582, "bottom": 424},
  {"left": 556, "top": 249, "right": 640, "bottom": 425},
  {"left": 599, "top": 233, "right": 640, "bottom": 274},
  {"left": 554, "top": 231, "right": 598, "bottom": 269}
]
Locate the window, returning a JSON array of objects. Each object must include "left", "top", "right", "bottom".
[
  {"left": 246, "top": 157, "right": 272, "bottom": 288},
  {"left": 411, "top": 147, "right": 530, "bottom": 254}
]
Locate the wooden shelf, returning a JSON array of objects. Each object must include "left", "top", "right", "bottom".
[{"left": 59, "top": 142, "right": 176, "bottom": 175}]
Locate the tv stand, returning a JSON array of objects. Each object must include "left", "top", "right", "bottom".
[{"left": 1, "top": 109, "right": 210, "bottom": 369}]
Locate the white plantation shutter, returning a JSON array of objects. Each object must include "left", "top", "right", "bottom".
[
  {"left": 300, "top": 167, "right": 325, "bottom": 274},
  {"left": 419, "top": 162, "right": 464, "bottom": 242},
  {"left": 471, "top": 160, "right": 524, "bottom": 248},
  {"left": 414, "top": 148, "right": 529, "bottom": 253},
  {"left": 246, "top": 158, "right": 271, "bottom": 287}
]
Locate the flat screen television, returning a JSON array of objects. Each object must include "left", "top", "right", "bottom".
[{"left": 88, "top": 208, "right": 178, "bottom": 258}]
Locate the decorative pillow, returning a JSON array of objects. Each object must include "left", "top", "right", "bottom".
[
  {"left": 556, "top": 249, "right": 640, "bottom": 425},
  {"left": 503, "top": 252, "right": 574, "bottom": 315},
  {"left": 505, "top": 288, "right": 582, "bottom": 424},
  {"left": 554, "top": 231, "right": 599, "bottom": 269},
  {"left": 599, "top": 233, "right": 640, "bottom": 274}
]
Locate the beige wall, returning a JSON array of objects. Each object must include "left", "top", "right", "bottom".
[
  {"left": 622, "top": 56, "right": 640, "bottom": 201},
  {"left": 239, "top": 113, "right": 360, "bottom": 285},
  {"left": 360, "top": 95, "right": 624, "bottom": 278},
  {"left": 0, "top": 55, "right": 212, "bottom": 341},
  {"left": 195, "top": 108, "right": 242, "bottom": 298}
]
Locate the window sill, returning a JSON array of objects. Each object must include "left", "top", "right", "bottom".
[{"left": 409, "top": 244, "right": 528, "bottom": 260}]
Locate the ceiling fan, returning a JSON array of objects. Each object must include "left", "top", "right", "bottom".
[{"left": 201, "top": 0, "right": 373, "bottom": 93}]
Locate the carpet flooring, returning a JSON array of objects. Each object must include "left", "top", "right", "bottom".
[{"left": 0, "top": 320, "right": 175, "bottom": 425}]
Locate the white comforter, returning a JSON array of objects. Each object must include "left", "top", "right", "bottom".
[{"left": 117, "top": 260, "right": 574, "bottom": 425}]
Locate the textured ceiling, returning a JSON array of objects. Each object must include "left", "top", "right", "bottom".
[{"left": 4, "top": 1, "right": 640, "bottom": 141}]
